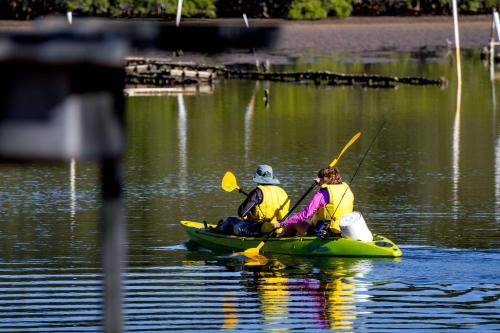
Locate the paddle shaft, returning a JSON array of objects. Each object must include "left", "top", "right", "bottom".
[
  {"left": 242, "top": 132, "right": 362, "bottom": 257},
  {"left": 277, "top": 132, "right": 361, "bottom": 223},
  {"left": 244, "top": 134, "right": 362, "bottom": 256},
  {"left": 238, "top": 188, "right": 249, "bottom": 196},
  {"left": 331, "top": 121, "right": 386, "bottom": 219},
  {"left": 247, "top": 180, "right": 319, "bottom": 255},
  {"left": 280, "top": 182, "right": 315, "bottom": 221}
]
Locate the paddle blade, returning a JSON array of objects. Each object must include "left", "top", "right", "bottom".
[
  {"left": 221, "top": 171, "right": 239, "bottom": 192},
  {"left": 244, "top": 254, "right": 268, "bottom": 266},
  {"left": 330, "top": 132, "right": 361, "bottom": 167},
  {"left": 242, "top": 244, "right": 263, "bottom": 257}
]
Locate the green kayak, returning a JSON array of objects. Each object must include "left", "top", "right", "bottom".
[{"left": 181, "top": 220, "right": 403, "bottom": 257}]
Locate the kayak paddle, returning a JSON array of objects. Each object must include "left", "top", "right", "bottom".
[
  {"left": 242, "top": 131, "right": 362, "bottom": 257},
  {"left": 329, "top": 132, "right": 361, "bottom": 168},
  {"left": 221, "top": 171, "right": 249, "bottom": 196},
  {"left": 329, "top": 122, "right": 386, "bottom": 222},
  {"left": 281, "top": 131, "right": 362, "bottom": 219}
]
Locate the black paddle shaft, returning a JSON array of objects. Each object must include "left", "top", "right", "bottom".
[
  {"left": 331, "top": 120, "right": 386, "bottom": 219},
  {"left": 281, "top": 121, "right": 385, "bottom": 229},
  {"left": 280, "top": 181, "right": 316, "bottom": 222},
  {"left": 238, "top": 188, "right": 249, "bottom": 196}
]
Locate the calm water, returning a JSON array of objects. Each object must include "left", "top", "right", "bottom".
[{"left": 0, "top": 50, "right": 499, "bottom": 332}]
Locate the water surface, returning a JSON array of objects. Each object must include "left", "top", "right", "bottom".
[{"left": 0, "top": 50, "right": 498, "bottom": 332}]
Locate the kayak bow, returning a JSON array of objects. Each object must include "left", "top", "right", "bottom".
[{"left": 181, "top": 220, "right": 402, "bottom": 257}]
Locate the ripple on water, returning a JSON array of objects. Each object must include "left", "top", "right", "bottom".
[{"left": 0, "top": 246, "right": 498, "bottom": 332}]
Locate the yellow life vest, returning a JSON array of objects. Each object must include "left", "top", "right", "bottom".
[
  {"left": 251, "top": 185, "right": 290, "bottom": 232},
  {"left": 317, "top": 183, "right": 354, "bottom": 233}
]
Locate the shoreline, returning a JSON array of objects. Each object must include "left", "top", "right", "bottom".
[
  {"left": 275, "top": 15, "right": 491, "bottom": 53},
  {"left": 0, "top": 16, "right": 492, "bottom": 63}
]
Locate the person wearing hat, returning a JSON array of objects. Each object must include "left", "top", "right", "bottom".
[{"left": 236, "top": 164, "right": 290, "bottom": 235}]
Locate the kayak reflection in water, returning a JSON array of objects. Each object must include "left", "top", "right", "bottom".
[
  {"left": 274, "top": 166, "right": 354, "bottom": 238},
  {"left": 218, "top": 164, "right": 290, "bottom": 237}
]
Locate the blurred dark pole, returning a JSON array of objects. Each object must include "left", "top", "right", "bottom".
[
  {"left": 101, "top": 158, "right": 125, "bottom": 332},
  {"left": 0, "top": 31, "right": 127, "bottom": 333},
  {"left": 0, "top": 17, "right": 279, "bottom": 333}
]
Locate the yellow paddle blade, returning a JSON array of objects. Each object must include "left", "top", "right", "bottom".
[
  {"left": 243, "top": 254, "right": 268, "bottom": 266},
  {"left": 221, "top": 171, "right": 240, "bottom": 192},
  {"left": 329, "top": 132, "right": 361, "bottom": 168},
  {"left": 242, "top": 243, "right": 264, "bottom": 257}
]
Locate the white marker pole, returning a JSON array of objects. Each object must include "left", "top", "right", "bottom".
[
  {"left": 243, "top": 13, "right": 249, "bottom": 28},
  {"left": 452, "top": 0, "right": 461, "bottom": 85},
  {"left": 176, "top": 0, "right": 183, "bottom": 27},
  {"left": 494, "top": 10, "right": 500, "bottom": 43},
  {"left": 243, "top": 14, "right": 260, "bottom": 69},
  {"left": 67, "top": 11, "right": 72, "bottom": 24}
]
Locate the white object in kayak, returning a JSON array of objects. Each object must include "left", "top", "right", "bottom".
[{"left": 339, "top": 212, "right": 373, "bottom": 242}]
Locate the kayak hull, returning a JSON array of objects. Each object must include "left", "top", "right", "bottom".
[{"left": 181, "top": 220, "right": 402, "bottom": 257}]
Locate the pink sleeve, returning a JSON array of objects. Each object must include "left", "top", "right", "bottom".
[{"left": 282, "top": 190, "right": 328, "bottom": 226}]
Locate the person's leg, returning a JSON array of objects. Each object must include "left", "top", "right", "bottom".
[
  {"left": 277, "top": 220, "right": 309, "bottom": 237},
  {"left": 217, "top": 216, "right": 242, "bottom": 234},
  {"left": 294, "top": 220, "right": 309, "bottom": 236},
  {"left": 276, "top": 223, "right": 295, "bottom": 237}
]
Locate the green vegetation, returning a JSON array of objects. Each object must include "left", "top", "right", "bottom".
[
  {"left": 0, "top": 0, "right": 216, "bottom": 19},
  {"left": 286, "top": 0, "right": 352, "bottom": 20},
  {"left": 111, "top": 0, "right": 216, "bottom": 17},
  {"left": 324, "top": 0, "right": 353, "bottom": 18},
  {"left": 352, "top": 0, "right": 499, "bottom": 16},
  {"left": 0, "top": 0, "right": 498, "bottom": 20},
  {"left": 287, "top": 0, "right": 327, "bottom": 20}
]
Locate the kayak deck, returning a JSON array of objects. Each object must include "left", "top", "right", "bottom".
[{"left": 181, "top": 220, "right": 402, "bottom": 257}]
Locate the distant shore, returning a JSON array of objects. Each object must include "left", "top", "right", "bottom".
[
  {"left": 274, "top": 15, "right": 491, "bottom": 52},
  {"left": 0, "top": 15, "right": 492, "bottom": 62}
]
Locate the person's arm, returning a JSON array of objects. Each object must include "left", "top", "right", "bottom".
[
  {"left": 238, "top": 188, "right": 263, "bottom": 218},
  {"left": 281, "top": 190, "right": 328, "bottom": 227}
]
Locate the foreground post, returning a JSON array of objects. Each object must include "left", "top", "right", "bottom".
[
  {"left": 0, "top": 25, "right": 126, "bottom": 332},
  {"left": 101, "top": 158, "right": 126, "bottom": 332},
  {"left": 0, "top": 18, "right": 279, "bottom": 332}
]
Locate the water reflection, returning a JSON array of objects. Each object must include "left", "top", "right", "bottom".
[
  {"left": 492, "top": 63, "right": 500, "bottom": 222},
  {"left": 256, "top": 271, "right": 289, "bottom": 332},
  {"left": 69, "top": 158, "right": 76, "bottom": 224},
  {"left": 451, "top": 79, "right": 462, "bottom": 218},
  {"left": 244, "top": 82, "right": 258, "bottom": 163},
  {"left": 177, "top": 94, "right": 187, "bottom": 191},
  {"left": 222, "top": 291, "right": 238, "bottom": 330},
  {"left": 242, "top": 256, "right": 372, "bottom": 332}
]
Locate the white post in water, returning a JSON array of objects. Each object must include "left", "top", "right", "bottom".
[
  {"left": 452, "top": 0, "right": 461, "bottom": 85},
  {"left": 494, "top": 10, "right": 500, "bottom": 41},
  {"left": 67, "top": 11, "right": 72, "bottom": 24},
  {"left": 243, "top": 13, "right": 249, "bottom": 28},
  {"left": 242, "top": 14, "right": 260, "bottom": 70},
  {"left": 491, "top": 9, "right": 500, "bottom": 68},
  {"left": 176, "top": 0, "right": 183, "bottom": 27}
]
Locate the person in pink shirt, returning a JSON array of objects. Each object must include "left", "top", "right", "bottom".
[{"left": 273, "top": 166, "right": 354, "bottom": 238}]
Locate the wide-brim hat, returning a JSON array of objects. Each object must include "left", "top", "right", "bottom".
[{"left": 253, "top": 164, "right": 280, "bottom": 185}]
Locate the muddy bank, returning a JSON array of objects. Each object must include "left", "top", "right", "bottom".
[
  {"left": 274, "top": 16, "right": 491, "bottom": 52},
  {"left": 140, "top": 16, "right": 492, "bottom": 64},
  {"left": 151, "top": 16, "right": 492, "bottom": 65},
  {"left": 0, "top": 16, "right": 492, "bottom": 63}
]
